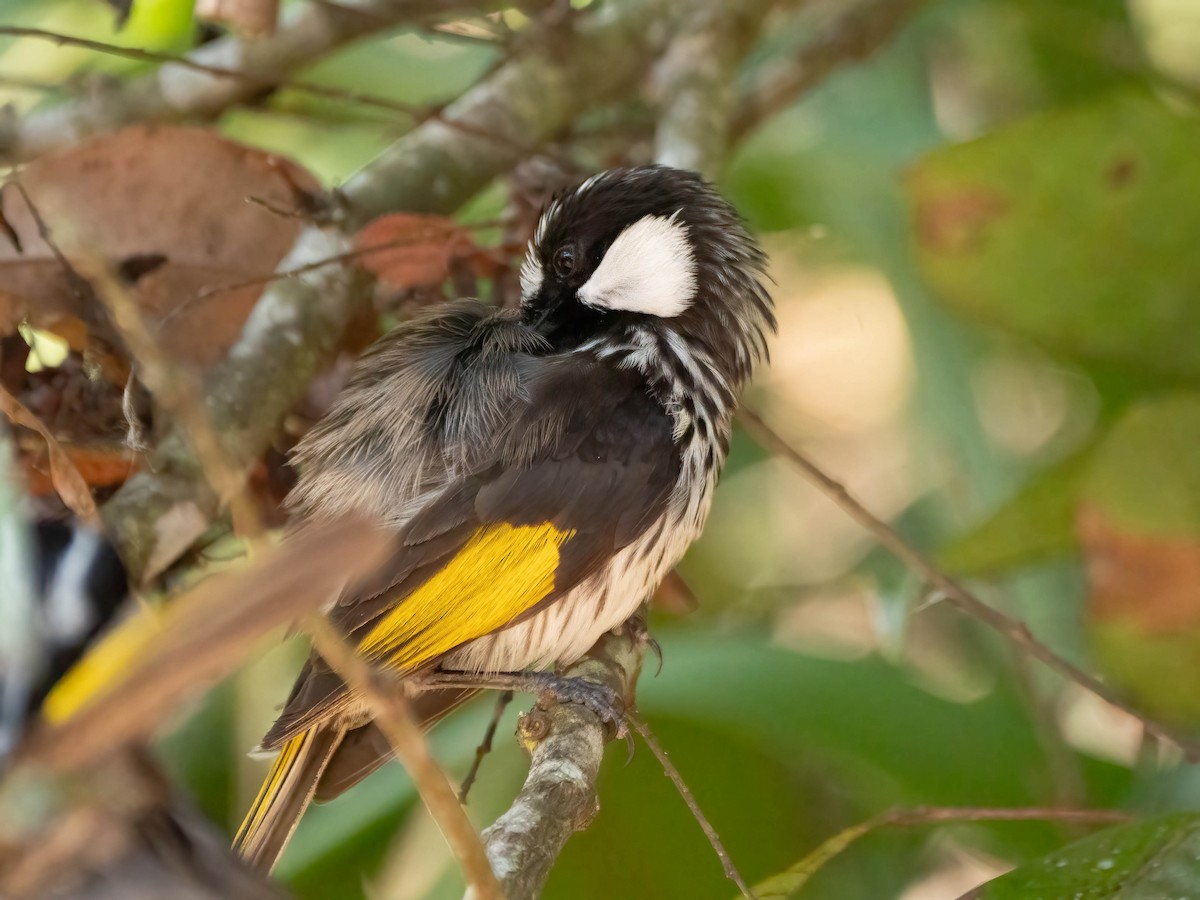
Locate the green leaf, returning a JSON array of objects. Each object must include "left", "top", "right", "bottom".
[
  {"left": 1090, "top": 622, "right": 1200, "bottom": 724},
  {"left": 977, "top": 814, "right": 1200, "bottom": 898},
  {"left": 939, "top": 449, "right": 1093, "bottom": 575},
  {"left": 1083, "top": 393, "right": 1200, "bottom": 539},
  {"left": 909, "top": 91, "right": 1200, "bottom": 379},
  {"left": 1076, "top": 394, "right": 1200, "bottom": 723}
]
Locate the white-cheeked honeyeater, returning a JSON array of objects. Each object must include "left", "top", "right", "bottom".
[{"left": 234, "top": 166, "right": 776, "bottom": 870}]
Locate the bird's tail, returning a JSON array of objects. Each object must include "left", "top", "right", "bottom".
[{"left": 233, "top": 725, "right": 345, "bottom": 874}]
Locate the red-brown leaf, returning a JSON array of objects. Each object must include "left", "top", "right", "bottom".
[
  {"left": 0, "top": 125, "right": 321, "bottom": 371},
  {"left": 355, "top": 213, "right": 476, "bottom": 289}
]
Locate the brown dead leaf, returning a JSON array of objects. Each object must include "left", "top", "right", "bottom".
[
  {"left": 31, "top": 516, "right": 391, "bottom": 770},
  {"left": 0, "top": 385, "right": 98, "bottom": 524},
  {"left": 1078, "top": 503, "right": 1200, "bottom": 633},
  {"left": 0, "top": 125, "right": 321, "bottom": 371},
  {"left": 355, "top": 213, "right": 476, "bottom": 289},
  {"left": 22, "top": 442, "right": 134, "bottom": 496}
]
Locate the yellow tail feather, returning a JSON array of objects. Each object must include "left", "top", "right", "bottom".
[{"left": 234, "top": 727, "right": 344, "bottom": 873}]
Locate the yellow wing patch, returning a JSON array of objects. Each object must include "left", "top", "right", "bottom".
[
  {"left": 41, "top": 607, "right": 163, "bottom": 724},
  {"left": 357, "top": 522, "right": 574, "bottom": 670}
]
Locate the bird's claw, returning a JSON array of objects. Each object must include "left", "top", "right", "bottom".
[{"left": 530, "top": 672, "right": 629, "bottom": 740}]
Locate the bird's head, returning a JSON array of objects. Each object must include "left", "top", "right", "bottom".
[{"left": 520, "top": 166, "right": 775, "bottom": 391}]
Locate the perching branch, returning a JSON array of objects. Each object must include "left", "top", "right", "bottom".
[
  {"left": 472, "top": 627, "right": 645, "bottom": 900},
  {"left": 0, "top": 0, "right": 492, "bottom": 162},
  {"left": 738, "top": 408, "right": 1200, "bottom": 762}
]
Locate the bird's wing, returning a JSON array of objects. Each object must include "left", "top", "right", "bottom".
[
  {"left": 261, "top": 355, "right": 679, "bottom": 747},
  {"left": 283, "top": 300, "right": 547, "bottom": 527}
]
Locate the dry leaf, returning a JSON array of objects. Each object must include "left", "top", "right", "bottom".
[
  {"left": 1078, "top": 503, "right": 1200, "bottom": 633},
  {"left": 22, "top": 442, "right": 135, "bottom": 496},
  {"left": 30, "top": 517, "right": 390, "bottom": 770},
  {"left": 0, "top": 125, "right": 321, "bottom": 371},
  {"left": 355, "top": 213, "right": 476, "bottom": 289},
  {"left": 0, "top": 385, "right": 98, "bottom": 524}
]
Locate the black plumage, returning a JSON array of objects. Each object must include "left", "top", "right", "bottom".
[{"left": 0, "top": 520, "right": 127, "bottom": 762}]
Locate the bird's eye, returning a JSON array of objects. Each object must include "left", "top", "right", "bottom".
[{"left": 552, "top": 245, "right": 577, "bottom": 277}]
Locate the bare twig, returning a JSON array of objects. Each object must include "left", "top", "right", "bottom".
[
  {"left": 459, "top": 690, "right": 512, "bottom": 804},
  {"left": 629, "top": 714, "right": 756, "bottom": 899},
  {"left": 1005, "top": 644, "right": 1087, "bottom": 813},
  {"left": 0, "top": 0, "right": 506, "bottom": 162},
  {"left": 0, "top": 25, "right": 425, "bottom": 115},
  {"left": 730, "top": 0, "right": 930, "bottom": 141},
  {"left": 0, "top": 24, "right": 540, "bottom": 156},
  {"left": 80, "top": 256, "right": 266, "bottom": 540},
  {"left": 159, "top": 217, "right": 509, "bottom": 330},
  {"left": 738, "top": 408, "right": 1200, "bottom": 761},
  {"left": 9, "top": 178, "right": 264, "bottom": 539},
  {"left": 302, "top": 618, "right": 502, "bottom": 900},
  {"left": 7, "top": 182, "right": 93, "bottom": 307},
  {"left": 751, "top": 805, "right": 1133, "bottom": 898}
]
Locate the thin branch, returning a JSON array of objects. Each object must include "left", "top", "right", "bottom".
[
  {"left": 1004, "top": 643, "right": 1087, "bottom": 813},
  {"left": 730, "top": 0, "right": 930, "bottom": 142},
  {"left": 0, "top": 24, "right": 539, "bottom": 155},
  {"left": 7, "top": 178, "right": 265, "bottom": 538},
  {"left": 738, "top": 408, "right": 1200, "bottom": 761},
  {"left": 0, "top": 0, "right": 501, "bottom": 162},
  {"left": 751, "top": 805, "right": 1133, "bottom": 898},
  {"left": 459, "top": 690, "right": 512, "bottom": 804},
  {"left": 628, "top": 714, "right": 755, "bottom": 899},
  {"left": 81, "top": 258, "right": 265, "bottom": 540},
  {"left": 159, "top": 217, "right": 509, "bottom": 330},
  {"left": 0, "top": 26, "right": 425, "bottom": 117},
  {"left": 302, "top": 617, "right": 502, "bottom": 900}
]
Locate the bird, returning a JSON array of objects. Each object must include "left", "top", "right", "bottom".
[
  {"left": 0, "top": 518, "right": 128, "bottom": 765},
  {"left": 233, "top": 165, "right": 776, "bottom": 871},
  {"left": 0, "top": 517, "right": 284, "bottom": 899}
]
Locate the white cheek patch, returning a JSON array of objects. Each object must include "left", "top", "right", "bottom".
[
  {"left": 577, "top": 214, "right": 697, "bottom": 318},
  {"left": 519, "top": 240, "right": 543, "bottom": 303}
]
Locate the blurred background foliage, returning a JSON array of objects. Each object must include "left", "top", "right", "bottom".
[{"left": 4, "top": 0, "right": 1200, "bottom": 896}]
